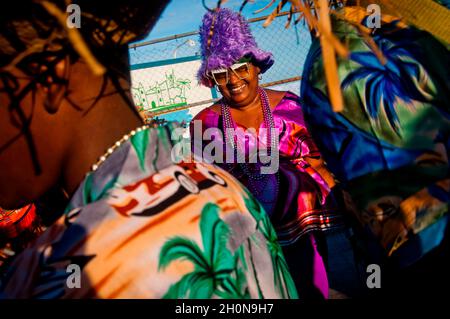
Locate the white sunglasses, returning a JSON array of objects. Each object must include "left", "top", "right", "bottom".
[{"left": 209, "top": 62, "right": 250, "bottom": 86}]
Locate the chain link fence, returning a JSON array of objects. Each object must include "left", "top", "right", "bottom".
[{"left": 128, "top": 11, "right": 313, "bottom": 124}]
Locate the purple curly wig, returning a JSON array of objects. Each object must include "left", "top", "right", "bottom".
[{"left": 197, "top": 8, "right": 274, "bottom": 88}]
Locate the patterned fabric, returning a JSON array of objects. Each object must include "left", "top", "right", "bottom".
[
  {"left": 191, "top": 91, "right": 348, "bottom": 298},
  {"left": 0, "top": 205, "right": 37, "bottom": 239},
  {"left": 0, "top": 123, "right": 298, "bottom": 299},
  {"left": 301, "top": 8, "right": 450, "bottom": 267},
  {"left": 0, "top": 205, "right": 42, "bottom": 274}
]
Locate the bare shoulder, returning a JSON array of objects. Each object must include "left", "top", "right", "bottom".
[
  {"left": 264, "top": 89, "right": 288, "bottom": 110},
  {"left": 209, "top": 103, "right": 222, "bottom": 115},
  {"left": 192, "top": 103, "right": 221, "bottom": 121}
]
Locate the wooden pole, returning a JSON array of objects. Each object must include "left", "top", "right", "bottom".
[{"left": 317, "top": 0, "right": 344, "bottom": 112}]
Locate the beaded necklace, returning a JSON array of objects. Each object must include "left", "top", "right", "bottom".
[
  {"left": 221, "top": 87, "right": 280, "bottom": 201},
  {"left": 90, "top": 125, "right": 149, "bottom": 172}
]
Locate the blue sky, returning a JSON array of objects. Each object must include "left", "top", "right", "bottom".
[
  {"left": 138, "top": 0, "right": 279, "bottom": 42},
  {"left": 130, "top": 0, "right": 310, "bottom": 75}
]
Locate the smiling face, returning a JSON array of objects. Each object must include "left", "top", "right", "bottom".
[{"left": 215, "top": 61, "right": 261, "bottom": 108}]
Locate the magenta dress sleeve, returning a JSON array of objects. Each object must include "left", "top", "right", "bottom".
[
  {"left": 275, "top": 103, "right": 321, "bottom": 160},
  {"left": 273, "top": 93, "right": 333, "bottom": 206},
  {"left": 190, "top": 108, "right": 222, "bottom": 163}
]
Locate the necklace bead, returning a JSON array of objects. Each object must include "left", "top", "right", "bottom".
[
  {"left": 90, "top": 125, "right": 149, "bottom": 173},
  {"left": 221, "top": 87, "right": 280, "bottom": 200}
]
